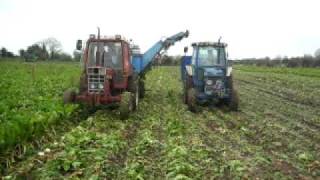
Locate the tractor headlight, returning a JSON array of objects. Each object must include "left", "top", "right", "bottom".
[
  {"left": 98, "top": 83, "right": 104, "bottom": 89},
  {"left": 206, "top": 79, "right": 213, "bottom": 85},
  {"left": 90, "top": 83, "right": 95, "bottom": 89}
]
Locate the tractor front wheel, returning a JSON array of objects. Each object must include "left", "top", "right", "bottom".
[
  {"left": 63, "top": 89, "right": 76, "bottom": 104},
  {"left": 183, "top": 87, "right": 188, "bottom": 104},
  {"left": 128, "top": 75, "right": 140, "bottom": 110},
  {"left": 133, "top": 84, "right": 140, "bottom": 110},
  {"left": 119, "top": 92, "right": 135, "bottom": 120},
  {"left": 226, "top": 75, "right": 239, "bottom": 111},
  {"left": 139, "top": 79, "right": 145, "bottom": 99},
  {"left": 79, "top": 74, "right": 87, "bottom": 93},
  {"left": 187, "top": 88, "right": 198, "bottom": 112},
  {"left": 228, "top": 88, "right": 239, "bottom": 111}
]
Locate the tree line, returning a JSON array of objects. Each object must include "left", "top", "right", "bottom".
[
  {"left": 154, "top": 55, "right": 182, "bottom": 66},
  {"left": 0, "top": 47, "right": 15, "bottom": 58},
  {"left": 233, "top": 55, "right": 320, "bottom": 68},
  {"left": 0, "top": 37, "right": 79, "bottom": 61},
  {"left": 232, "top": 48, "right": 320, "bottom": 68}
]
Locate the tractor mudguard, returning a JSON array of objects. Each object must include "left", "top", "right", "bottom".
[{"left": 227, "top": 67, "right": 233, "bottom": 76}]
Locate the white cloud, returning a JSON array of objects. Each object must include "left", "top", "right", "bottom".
[{"left": 0, "top": 0, "right": 320, "bottom": 59}]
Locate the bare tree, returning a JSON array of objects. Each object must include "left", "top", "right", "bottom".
[{"left": 41, "top": 37, "right": 62, "bottom": 59}]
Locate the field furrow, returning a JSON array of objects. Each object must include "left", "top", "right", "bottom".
[{"left": 2, "top": 63, "right": 319, "bottom": 179}]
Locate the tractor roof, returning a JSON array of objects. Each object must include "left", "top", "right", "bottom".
[
  {"left": 191, "top": 42, "right": 227, "bottom": 48},
  {"left": 88, "top": 34, "right": 129, "bottom": 43}
]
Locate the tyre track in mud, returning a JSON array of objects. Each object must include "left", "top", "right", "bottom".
[
  {"left": 235, "top": 70, "right": 320, "bottom": 107},
  {"left": 207, "top": 95, "right": 315, "bottom": 176},
  {"left": 238, "top": 86, "right": 320, "bottom": 146},
  {"left": 114, "top": 69, "right": 173, "bottom": 179},
  {"left": 198, "top": 113, "right": 301, "bottom": 178},
  {"left": 234, "top": 73, "right": 319, "bottom": 176},
  {"left": 104, "top": 101, "right": 167, "bottom": 179},
  {"left": 101, "top": 117, "right": 142, "bottom": 179},
  {"left": 153, "top": 66, "right": 319, "bottom": 178},
  {"left": 124, "top": 67, "right": 215, "bottom": 179},
  {"left": 237, "top": 74, "right": 320, "bottom": 130},
  {"left": 238, "top": 79, "right": 320, "bottom": 135},
  {"left": 237, "top": 78, "right": 320, "bottom": 109},
  {"left": 193, "top": 108, "right": 307, "bottom": 178},
  {"left": 237, "top": 80, "right": 320, "bottom": 146}
]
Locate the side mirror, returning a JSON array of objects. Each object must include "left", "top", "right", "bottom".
[
  {"left": 76, "top": 40, "right": 82, "bottom": 50},
  {"left": 184, "top": 46, "right": 188, "bottom": 53},
  {"left": 185, "top": 30, "right": 189, "bottom": 38}
]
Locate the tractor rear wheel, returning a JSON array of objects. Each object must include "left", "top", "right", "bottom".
[
  {"left": 128, "top": 74, "right": 140, "bottom": 110},
  {"left": 228, "top": 88, "right": 239, "bottom": 111},
  {"left": 63, "top": 89, "right": 76, "bottom": 104},
  {"left": 133, "top": 84, "right": 140, "bottom": 110},
  {"left": 79, "top": 74, "right": 87, "bottom": 93},
  {"left": 119, "top": 92, "right": 135, "bottom": 120},
  {"left": 187, "top": 88, "right": 198, "bottom": 112},
  {"left": 226, "top": 75, "right": 239, "bottom": 111},
  {"left": 139, "top": 79, "right": 145, "bottom": 99},
  {"left": 183, "top": 86, "right": 188, "bottom": 104},
  {"left": 183, "top": 75, "right": 192, "bottom": 104},
  {"left": 128, "top": 74, "right": 138, "bottom": 93}
]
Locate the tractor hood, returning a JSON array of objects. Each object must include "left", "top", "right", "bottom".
[{"left": 203, "top": 67, "right": 225, "bottom": 77}]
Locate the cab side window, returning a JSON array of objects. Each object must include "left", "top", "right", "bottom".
[{"left": 191, "top": 48, "right": 197, "bottom": 65}]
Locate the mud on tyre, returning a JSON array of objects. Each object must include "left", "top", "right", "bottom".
[
  {"left": 187, "top": 88, "right": 199, "bottom": 112},
  {"left": 63, "top": 89, "right": 76, "bottom": 104},
  {"left": 119, "top": 92, "right": 135, "bottom": 120}
]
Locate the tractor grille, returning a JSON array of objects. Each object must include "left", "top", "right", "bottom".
[
  {"left": 113, "top": 69, "right": 124, "bottom": 83},
  {"left": 87, "top": 67, "right": 105, "bottom": 93},
  {"left": 204, "top": 78, "right": 225, "bottom": 96}
]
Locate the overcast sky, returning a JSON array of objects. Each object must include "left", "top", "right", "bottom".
[{"left": 1, "top": 0, "right": 320, "bottom": 59}]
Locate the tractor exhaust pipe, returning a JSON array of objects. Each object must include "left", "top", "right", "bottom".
[{"left": 97, "top": 27, "right": 100, "bottom": 39}]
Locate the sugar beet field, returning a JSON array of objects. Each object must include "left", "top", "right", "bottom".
[{"left": 0, "top": 61, "right": 319, "bottom": 179}]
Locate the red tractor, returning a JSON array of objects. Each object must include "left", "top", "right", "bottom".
[{"left": 64, "top": 29, "right": 189, "bottom": 119}]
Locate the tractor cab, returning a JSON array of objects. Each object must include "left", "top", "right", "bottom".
[
  {"left": 87, "top": 41, "right": 123, "bottom": 69},
  {"left": 76, "top": 34, "right": 133, "bottom": 94},
  {"left": 181, "top": 40, "right": 238, "bottom": 111},
  {"left": 189, "top": 42, "right": 228, "bottom": 79},
  {"left": 69, "top": 33, "right": 134, "bottom": 107}
]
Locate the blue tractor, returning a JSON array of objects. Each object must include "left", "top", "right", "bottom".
[{"left": 181, "top": 40, "right": 239, "bottom": 111}]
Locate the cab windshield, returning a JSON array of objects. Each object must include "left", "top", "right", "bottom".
[
  {"left": 88, "top": 42, "right": 123, "bottom": 69},
  {"left": 197, "top": 46, "right": 226, "bottom": 66}
]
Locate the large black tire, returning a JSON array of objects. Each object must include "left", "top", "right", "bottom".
[
  {"left": 139, "top": 79, "right": 145, "bottom": 99},
  {"left": 79, "top": 74, "right": 87, "bottom": 93},
  {"left": 128, "top": 74, "right": 138, "bottom": 93},
  {"left": 183, "top": 87, "right": 188, "bottom": 104},
  {"left": 226, "top": 74, "right": 234, "bottom": 89},
  {"left": 183, "top": 80, "right": 189, "bottom": 104},
  {"left": 128, "top": 74, "right": 140, "bottom": 110},
  {"left": 226, "top": 74, "right": 239, "bottom": 111},
  {"left": 183, "top": 75, "right": 192, "bottom": 104},
  {"left": 133, "top": 84, "right": 140, "bottom": 110},
  {"left": 228, "top": 88, "right": 239, "bottom": 111},
  {"left": 119, "top": 92, "right": 134, "bottom": 120},
  {"left": 63, "top": 89, "right": 76, "bottom": 104},
  {"left": 187, "top": 88, "right": 198, "bottom": 112}
]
